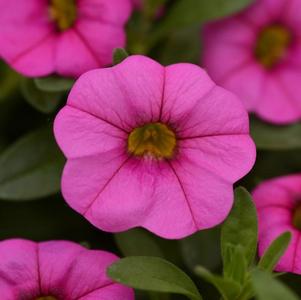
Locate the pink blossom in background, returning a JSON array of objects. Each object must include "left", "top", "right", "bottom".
[
  {"left": 131, "top": 0, "right": 142, "bottom": 9},
  {"left": 0, "top": 239, "right": 134, "bottom": 300},
  {"left": 253, "top": 174, "right": 301, "bottom": 274},
  {"left": 54, "top": 55, "right": 256, "bottom": 239},
  {"left": 0, "top": 0, "right": 132, "bottom": 78},
  {"left": 203, "top": 0, "right": 301, "bottom": 124}
]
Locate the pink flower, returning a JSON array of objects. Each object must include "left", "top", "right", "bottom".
[
  {"left": 131, "top": 0, "right": 141, "bottom": 9},
  {"left": 0, "top": 239, "right": 134, "bottom": 300},
  {"left": 0, "top": 0, "right": 132, "bottom": 78},
  {"left": 253, "top": 174, "right": 301, "bottom": 274},
  {"left": 54, "top": 55, "right": 256, "bottom": 239},
  {"left": 203, "top": 0, "right": 301, "bottom": 124}
]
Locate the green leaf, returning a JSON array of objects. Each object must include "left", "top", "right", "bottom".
[
  {"left": 21, "top": 78, "right": 62, "bottom": 114},
  {"left": 113, "top": 48, "right": 129, "bottom": 65},
  {"left": 251, "top": 270, "right": 298, "bottom": 300},
  {"left": 160, "top": 26, "right": 201, "bottom": 65},
  {"left": 0, "top": 61, "right": 21, "bottom": 102},
  {"left": 0, "top": 127, "right": 65, "bottom": 200},
  {"left": 142, "top": 0, "right": 166, "bottom": 19},
  {"left": 221, "top": 187, "right": 258, "bottom": 268},
  {"left": 223, "top": 244, "right": 248, "bottom": 285},
  {"left": 150, "top": 0, "right": 254, "bottom": 44},
  {"left": 107, "top": 256, "right": 202, "bottom": 300},
  {"left": 34, "top": 75, "right": 74, "bottom": 92},
  {"left": 180, "top": 227, "right": 221, "bottom": 272},
  {"left": 251, "top": 117, "right": 301, "bottom": 151},
  {"left": 114, "top": 228, "right": 164, "bottom": 258},
  {"left": 195, "top": 266, "right": 241, "bottom": 300},
  {"left": 258, "top": 232, "right": 292, "bottom": 272}
]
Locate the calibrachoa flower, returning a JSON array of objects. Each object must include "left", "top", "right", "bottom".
[
  {"left": 0, "top": 0, "right": 132, "bottom": 78},
  {"left": 253, "top": 174, "right": 301, "bottom": 274},
  {"left": 54, "top": 55, "right": 256, "bottom": 239},
  {"left": 203, "top": 0, "right": 301, "bottom": 124},
  {"left": 0, "top": 239, "right": 134, "bottom": 300}
]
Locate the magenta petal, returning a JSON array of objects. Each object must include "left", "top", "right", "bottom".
[
  {"left": 158, "top": 158, "right": 233, "bottom": 234},
  {"left": 203, "top": 18, "right": 256, "bottom": 47},
  {"left": 67, "top": 56, "right": 165, "bottom": 131},
  {"left": 54, "top": 106, "right": 126, "bottom": 158},
  {"left": 0, "top": 239, "right": 39, "bottom": 299},
  {"left": 78, "top": 0, "right": 132, "bottom": 26},
  {"left": 175, "top": 86, "right": 250, "bottom": 138},
  {"left": 79, "top": 283, "right": 134, "bottom": 300},
  {"left": 221, "top": 64, "right": 266, "bottom": 111},
  {"left": 253, "top": 175, "right": 301, "bottom": 210},
  {"left": 62, "top": 150, "right": 129, "bottom": 215},
  {"left": 38, "top": 241, "right": 130, "bottom": 299},
  {"left": 161, "top": 63, "right": 215, "bottom": 123},
  {"left": 0, "top": 239, "right": 134, "bottom": 299},
  {"left": 179, "top": 134, "right": 255, "bottom": 182},
  {"left": 0, "top": 0, "right": 56, "bottom": 76},
  {"left": 202, "top": 39, "right": 253, "bottom": 84},
  {"left": 282, "top": 0, "right": 301, "bottom": 30},
  {"left": 142, "top": 162, "right": 234, "bottom": 238},
  {"left": 74, "top": 19, "right": 126, "bottom": 67},
  {"left": 253, "top": 174, "right": 301, "bottom": 274},
  {"left": 64, "top": 155, "right": 161, "bottom": 232},
  {"left": 256, "top": 75, "right": 301, "bottom": 124}
]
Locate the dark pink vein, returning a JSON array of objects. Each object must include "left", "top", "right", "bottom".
[
  {"left": 167, "top": 161, "right": 198, "bottom": 230},
  {"left": 83, "top": 157, "right": 131, "bottom": 216}
]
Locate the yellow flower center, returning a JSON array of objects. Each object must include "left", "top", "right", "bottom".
[
  {"left": 36, "top": 297, "right": 57, "bottom": 300},
  {"left": 128, "top": 123, "right": 177, "bottom": 159},
  {"left": 49, "top": 0, "right": 77, "bottom": 31},
  {"left": 255, "top": 24, "right": 292, "bottom": 69},
  {"left": 293, "top": 204, "right": 301, "bottom": 230}
]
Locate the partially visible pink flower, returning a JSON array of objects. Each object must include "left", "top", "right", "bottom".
[
  {"left": 0, "top": 239, "right": 134, "bottom": 300},
  {"left": 203, "top": 0, "right": 301, "bottom": 124},
  {"left": 131, "top": 0, "right": 142, "bottom": 9},
  {"left": 54, "top": 55, "right": 256, "bottom": 239},
  {"left": 253, "top": 174, "right": 301, "bottom": 274},
  {"left": 0, "top": 0, "right": 132, "bottom": 78}
]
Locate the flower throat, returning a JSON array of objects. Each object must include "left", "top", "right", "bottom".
[
  {"left": 35, "top": 297, "right": 57, "bottom": 300},
  {"left": 49, "top": 0, "right": 77, "bottom": 31},
  {"left": 255, "top": 24, "right": 292, "bottom": 69},
  {"left": 128, "top": 123, "right": 176, "bottom": 159}
]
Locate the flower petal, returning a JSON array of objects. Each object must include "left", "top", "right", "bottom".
[
  {"left": 253, "top": 175, "right": 301, "bottom": 210},
  {"left": 0, "top": 239, "right": 39, "bottom": 299},
  {"left": 282, "top": 0, "right": 301, "bottom": 30},
  {"left": 174, "top": 86, "right": 251, "bottom": 138},
  {"left": 75, "top": 19, "right": 126, "bottom": 67},
  {"left": 79, "top": 284, "right": 134, "bottom": 300},
  {"left": 54, "top": 106, "right": 126, "bottom": 158},
  {"left": 78, "top": 0, "right": 132, "bottom": 26},
  {"left": 203, "top": 18, "right": 256, "bottom": 47},
  {"left": 67, "top": 55, "right": 165, "bottom": 131},
  {"left": 221, "top": 64, "right": 266, "bottom": 111},
  {"left": 256, "top": 74, "right": 301, "bottom": 124},
  {"left": 160, "top": 63, "right": 215, "bottom": 123},
  {"left": 202, "top": 39, "right": 253, "bottom": 84},
  {"left": 178, "top": 134, "right": 255, "bottom": 182},
  {"left": 143, "top": 157, "right": 235, "bottom": 238},
  {"left": 0, "top": 0, "right": 55, "bottom": 76},
  {"left": 38, "top": 241, "right": 131, "bottom": 299}
]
